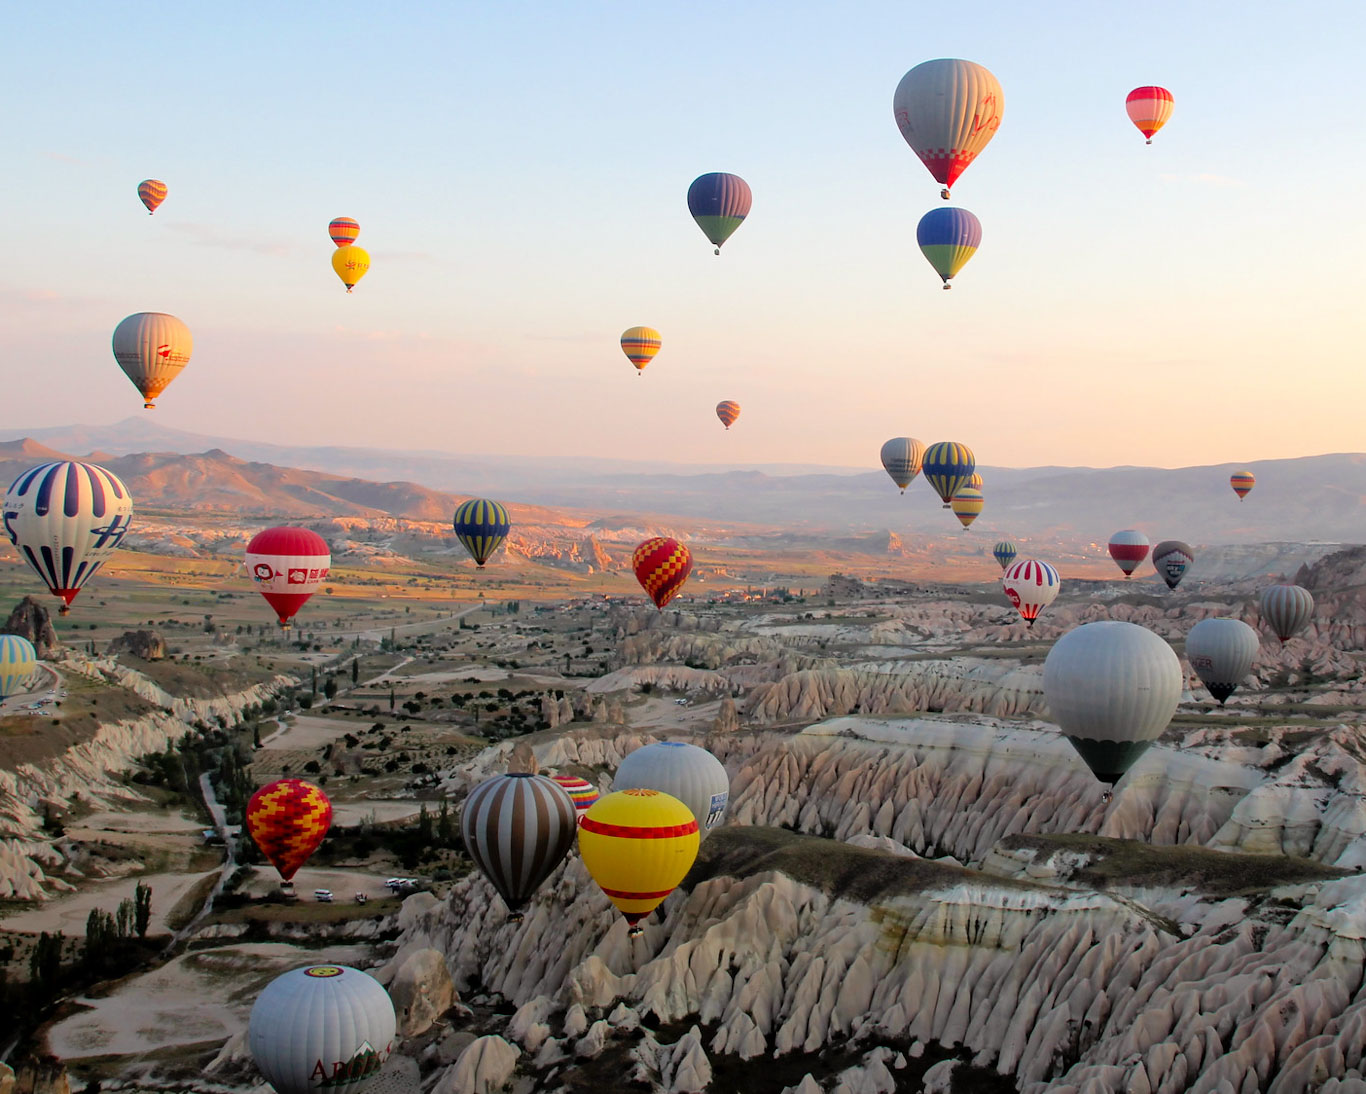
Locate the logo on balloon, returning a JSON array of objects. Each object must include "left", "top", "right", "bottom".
[
  {"left": 304, "top": 965, "right": 344, "bottom": 978},
  {"left": 253, "top": 563, "right": 276, "bottom": 581}
]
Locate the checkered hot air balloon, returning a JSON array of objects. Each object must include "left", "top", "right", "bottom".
[
  {"left": 137, "top": 179, "right": 167, "bottom": 214},
  {"left": 452, "top": 499, "right": 511, "bottom": 567},
  {"left": 1126, "top": 86, "right": 1174, "bottom": 144},
  {"left": 244, "top": 526, "right": 331, "bottom": 628},
  {"left": 715, "top": 401, "right": 741, "bottom": 430},
  {"left": 687, "top": 172, "right": 752, "bottom": 254},
  {"left": 246, "top": 779, "right": 332, "bottom": 884},
  {"left": 894, "top": 59, "right": 1004, "bottom": 200},
  {"left": 632, "top": 537, "right": 692, "bottom": 610},
  {"left": 328, "top": 217, "right": 360, "bottom": 248}
]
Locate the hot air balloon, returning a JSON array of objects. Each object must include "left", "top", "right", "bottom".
[
  {"left": 244, "top": 526, "right": 331, "bottom": 628},
  {"left": 633, "top": 537, "right": 692, "bottom": 609},
  {"left": 1230, "top": 471, "right": 1255, "bottom": 500},
  {"left": 460, "top": 773, "right": 577, "bottom": 921},
  {"left": 452, "top": 499, "right": 510, "bottom": 567},
  {"left": 1126, "top": 86, "right": 1174, "bottom": 144},
  {"left": 620, "top": 327, "right": 660, "bottom": 376},
  {"left": 249, "top": 965, "right": 395, "bottom": 1094},
  {"left": 578, "top": 788, "right": 699, "bottom": 937},
  {"left": 916, "top": 207, "right": 982, "bottom": 288},
  {"left": 1001, "top": 558, "right": 1060, "bottom": 627},
  {"left": 922, "top": 442, "right": 976, "bottom": 508},
  {"left": 715, "top": 401, "right": 741, "bottom": 430},
  {"left": 950, "top": 487, "right": 984, "bottom": 529},
  {"left": 880, "top": 437, "right": 925, "bottom": 493},
  {"left": 549, "top": 774, "right": 600, "bottom": 824},
  {"left": 111, "top": 312, "right": 193, "bottom": 409},
  {"left": 1151, "top": 540, "right": 1195, "bottom": 590},
  {"left": 893, "top": 59, "right": 1004, "bottom": 199},
  {"left": 965, "top": 472, "right": 983, "bottom": 489},
  {"left": 328, "top": 217, "right": 360, "bottom": 247},
  {"left": 687, "top": 172, "right": 752, "bottom": 254},
  {"left": 1186, "top": 618, "right": 1260, "bottom": 705},
  {"left": 137, "top": 179, "right": 167, "bottom": 214},
  {"left": 3, "top": 461, "right": 133, "bottom": 613},
  {"left": 332, "top": 245, "right": 370, "bottom": 292},
  {"left": 0, "top": 635, "right": 38, "bottom": 698},
  {"left": 614, "top": 741, "right": 729, "bottom": 839},
  {"left": 1043, "top": 621, "right": 1182, "bottom": 787},
  {"left": 1260, "top": 584, "right": 1314, "bottom": 643},
  {"left": 245, "top": 778, "right": 332, "bottom": 886},
  {"left": 992, "top": 541, "right": 1017, "bottom": 570},
  {"left": 1107, "top": 530, "right": 1150, "bottom": 578}
]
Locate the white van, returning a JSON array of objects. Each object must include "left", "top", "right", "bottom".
[{"left": 313, "top": 889, "right": 334, "bottom": 902}]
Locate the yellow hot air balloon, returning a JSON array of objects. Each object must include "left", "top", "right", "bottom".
[
  {"left": 620, "top": 327, "right": 661, "bottom": 376},
  {"left": 332, "top": 245, "right": 370, "bottom": 293},
  {"left": 950, "top": 487, "right": 984, "bottom": 529},
  {"left": 578, "top": 788, "right": 699, "bottom": 937}
]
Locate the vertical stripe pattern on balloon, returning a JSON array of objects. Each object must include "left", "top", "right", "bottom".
[
  {"left": 922, "top": 441, "right": 976, "bottom": 506},
  {"left": 0, "top": 634, "right": 38, "bottom": 697},
  {"left": 460, "top": 773, "right": 577, "bottom": 914},
  {"left": 453, "top": 499, "right": 511, "bottom": 566}
]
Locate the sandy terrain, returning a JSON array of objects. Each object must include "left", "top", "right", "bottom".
[
  {"left": 628, "top": 695, "right": 722, "bottom": 732},
  {"left": 258, "top": 712, "right": 360, "bottom": 751},
  {"left": 2, "top": 869, "right": 216, "bottom": 937},
  {"left": 237, "top": 866, "right": 402, "bottom": 901},
  {"left": 330, "top": 800, "right": 424, "bottom": 826},
  {"left": 72, "top": 808, "right": 204, "bottom": 834}
]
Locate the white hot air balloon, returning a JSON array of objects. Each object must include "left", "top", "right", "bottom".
[
  {"left": 1000, "top": 558, "right": 1060, "bottom": 627},
  {"left": 3, "top": 461, "right": 133, "bottom": 613},
  {"left": 879, "top": 437, "right": 926, "bottom": 493},
  {"left": 613, "top": 740, "right": 729, "bottom": 838},
  {"left": 1259, "top": 584, "right": 1314, "bottom": 644},
  {"left": 1185, "top": 618, "right": 1260, "bottom": 705},
  {"left": 1043, "top": 621, "right": 1182, "bottom": 788},
  {"left": 248, "top": 965, "right": 396, "bottom": 1094},
  {"left": 1107, "top": 529, "right": 1150, "bottom": 578},
  {"left": 893, "top": 59, "right": 1004, "bottom": 200},
  {"left": 111, "top": 312, "right": 193, "bottom": 409}
]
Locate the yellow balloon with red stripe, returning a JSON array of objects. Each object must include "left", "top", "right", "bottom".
[
  {"left": 620, "top": 327, "right": 661, "bottom": 375},
  {"left": 246, "top": 778, "right": 333, "bottom": 883},
  {"left": 578, "top": 788, "right": 699, "bottom": 937}
]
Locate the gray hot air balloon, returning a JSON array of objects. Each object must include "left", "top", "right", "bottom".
[
  {"left": 880, "top": 437, "right": 925, "bottom": 493},
  {"left": 613, "top": 740, "right": 729, "bottom": 838},
  {"left": 1043, "top": 621, "right": 1182, "bottom": 786},
  {"left": 460, "top": 773, "right": 576, "bottom": 921},
  {"left": 1259, "top": 584, "right": 1314, "bottom": 643},
  {"left": 248, "top": 964, "right": 396, "bottom": 1094},
  {"left": 111, "top": 312, "right": 192, "bottom": 409},
  {"left": 1151, "top": 540, "right": 1195, "bottom": 590},
  {"left": 1186, "top": 618, "right": 1260, "bottom": 704}
]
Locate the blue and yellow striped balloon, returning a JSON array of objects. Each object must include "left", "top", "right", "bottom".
[
  {"left": 922, "top": 442, "right": 976, "bottom": 508},
  {"left": 453, "top": 499, "right": 511, "bottom": 567},
  {"left": 916, "top": 207, "right": 981, "bottom": 288},
  {"left": 993, "top": 540, "right": 1018, "bottom": 570},
  {"left": 0, "top": 634, "right": 38, "bottom": 698}
]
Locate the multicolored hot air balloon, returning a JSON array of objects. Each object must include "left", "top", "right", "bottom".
[
  {"left": 893, "top": 59, "right": 1004, "bottom": 199},
  {"left": 1186, "top": 618, "right": 1260, "bottom": 705},
  {"left": 687, "top": 173, "right": 752, "bottom": 254},
  {"left": 1260, "top": 584, "right": 1314, "bottom": 643},
  {"left": 0, "top": 635, "right": 38, "bottom": 698},
  {"left": 715, "top": 401, "right": 741, "bottom": 430},
  {"left": 460, "top": 773, "right": 577, "bottom": 921},
  {"left": 1001, "top": 558, "right": 1060, "bottom": 627},
  {"left": 112, "top": 312, "right": 193, "bottom": 409},
  {"left": 632, "top": 537, "right": 692, "bottom": 609},
  {"left": 1230, "top": 471, "right": 1256, "bottom": 500},
  {"left": 620, "top": 327, "right": 661, "bottom": 375},
  {"left": 614, "top": 741, "right": 729, "bottom": 840},
  {"left": 137, "top": 179, "right": 167, "bottom": 214},
  {"left": 578, "top": 788, "right": 700, "bottom": 937},
  {"left": 992, "top": 540, "right": 1018, "bottom": 570},
  {"left": 950, "top": 487, "right": 984, "bottom": 529},
  {"left": 244, "top": 526, "right": 331, "bottom": 628},
  {"left": 1151, "top": 540, "right": 1195, "bottom": 590},
  {"left": 1108, "top": 530, "right": 1150, "bottom": 578},
  {"left": 245, "top": 778, "right": 332, "bottom": 885},
  {"left": 922, "top": 442, "right": 976, "bottom": 507},
  {"left": 328, "top": 217, "right": 360, "bottom": 247},
  {"left": 880, "top": 437, "right": 925, "bottom": 493},
  {"left": 332, "top": 245, "right": 370, "bottom": 292},
  {"left": 549, "top": 774, "right": 600, "bottom": 823},
  {"left": 249, "top": 965, "right": 395, "bottom": 1094},
  {"left": 1126, "top": 86, "right": 1174, "bottom": 144},
  {"left": 965, "top": 472, "right": 983, "bottom": 489},
  {"left": 3, "top": 461, "right": 133, "bottom": 613},
  {"left": 452, "top": 499, "right": 510, "bottom": 567},
  {"left": 916, "top": 207, "right": 982, "bottom": 288}
]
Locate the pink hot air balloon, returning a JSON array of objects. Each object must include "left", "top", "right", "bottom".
[{"left": 1126, "top": 86, "right": 1174, "bottom": 144}]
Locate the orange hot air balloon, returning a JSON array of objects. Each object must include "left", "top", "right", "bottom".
[
  {"left": 246, "top": 778, "right": 332, "bottom": 885},
  {"left": 715, "top": 401, "right": 741, "bottom": 430},
  {"left": 632, "top": 537, "right": 692, "bottom": 609},
  {"left": 328, "top": 217, "right": 360, "bottom": 247},
  {"left": 1230, "top": 470, "right": 1255, "bottom": 501},
  {"left": 1125, "top": 86, "right": 1174, "bottom": 144},
  {"left": 620, "top": 327, "right": 661, "bottom": 376},
  {"left": 138, "top": 179, "right": 167, "bottom": 214}
]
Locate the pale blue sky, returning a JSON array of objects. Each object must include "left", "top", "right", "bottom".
[{"left": 4, "top": 2, "right": 1364, "bottom": 471}]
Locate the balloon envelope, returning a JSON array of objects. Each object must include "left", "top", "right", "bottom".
[
  {"left": 112, "top": 312, "right": 193, "bottom": 408},
  {"left": 1152, "top": 540, "right": 1195, "bottom": 590},
  {"left": 1001, "top": 558, "right": 1060, "bottom": 627},
  {"left": 1107, "top": 530, "right": 1150, "bottom": 577},
  {"left": 922, "top": 442, "right": 976, "bottom": 507},
  {"left": 0, "top": 635, "right": 38, "bottom": 698},
  {"left": 620, "top": 327, "right": 661, "bottom": 372},
  {"left": 137, "top": 179, "right": 167, "bottom": 214},
  {"left": 687, "top": 173, "right": 752, "bottom": 253},
  {"left": 1186, "top": 618, "right": 1260, "bottom": 704},
  {"left": 1230, "top": 471, "right": 1256, "bottom": 500},
  {"left": 332, "top": 245, "right": 370, "bottom": 291},
  {"left": 633, "top": 537, "right": 692, "bottom": 609},
  {"left": 549, "top": 774, "right": 600, "bottom": 823},
  {"left": 992, "top": 541, "right": 1018, "bottom": 570},
  {"left": 715, "top": 401, "right": 741, "bottom": 430},
  {"left": 460, "top": 773, "right": 577, "bottom": 917},
  {"left": 893, "top": 59, "right": 1004, "bottom": 197},
  {"left": 880, "top": 437, "right": 925, "bottom": 492},
  {"left": 1260, "top": 584, "right": 1314, "bottom": 643},
  {"left": 328, "top": 217, "right": 360, "bottom": 247},
  {"left": 245, "top": 526, "right": 331, "bottom": 627},
  {"left": 1126, "top": 86, "right": 1174, "bottom": 142},
  {"left": 916, "top": 207, "right": 982, "bottom": 286},
  {"left": 452, "top": 498, "right": 510, "bottom": 566},
  {"left": 950, "top": 487, "right": 984, "bottom": 528},
  {"left": 245, "top": 778, "right": 332, "bottom": 882},
  {"left": 614, "top": 741, "right": 729, "bottom": 840}
]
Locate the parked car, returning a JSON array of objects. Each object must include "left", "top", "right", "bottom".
[{"left": 313, "top": 889, "right": 334, "bottom": 902}]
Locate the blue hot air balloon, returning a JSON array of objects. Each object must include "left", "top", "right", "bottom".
[
  {"left": 922, "top": 442, "right": 976, "bottom": 508},
  {"left": 687, "top": 173, "right": 752, "bottom": 254},
  {"left": 916, "top": 208, "right": 981, "bottom": 288},
  {"left": 452, "top": 499, "right": 511, "bottom": 567},
  {"left": 993, "top": 541, "right": 1018, "bottom": 570}
]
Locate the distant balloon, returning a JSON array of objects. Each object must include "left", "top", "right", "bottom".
[
  {"left": 452, "top": 499, "right": 510, "bottom": 567},
  {"left": 621, "top": 327, "right": 661, "bottom": 375},
  {"left": 1151, "top": 540, "right": 1195, "bottom": 590},
  {"left": 245, "top": 778, "right": 332, "bottom": 884},
  {"left": 1108, "top": 530, "right": 1150, "bottom": 578},
  {"left": 715, "top": 401, "right": 741, "bottom": 430},
  {"left": 1186, "top": 618, "right": 1260, "bottom": 705},
  {"left": 1044, "top": 621, "right": 1182, "bottom": 785},
  {"left": 1260, "top": 584, "right": 1314, "bottom": 643},
  {"left": 632, "top": 537, "right": 692, "bottom": 609},
  {"left": 922, "top": 442, "right": 976, "bottom": 507},
  {"left": 965, "top": 472, "right": 983, "bottom": 489},
  {"left": 549, "top": 774, "right": 600, "bottom": 823},
  {"left": 137, "top": 179, "right": 167, "bottom": 214},
  {"left": 916, "top": 207, "right": 982, "bottom": 288},
  {"left": 0, "top": 635, "right": 38, "bottom": 698},
  {"left": 992, "top": 540, "right": 1018, "bottom": 570},
  {"left": 950, "top": 487, "right": 984, "bottom": 529},
  {"left": 332, "top": 245, "right": 370, "bottom": 292},
  {"left": 460, "top": 773, "right": 577, "bottom": 920},
  {"left": 1001, "top": 557, "right": 1060, "bottom": 627},
  {"left": 245, "top": 526, "right": 331, "bottom": 628},
  {"left": 328, "top": 217, "right": 360, "bottom": 247},
  {"left": 614, "top": 741, "right": 729, "bottom": 840},
  {"left": 893, "top": 59, "right": 1004, "bottom": 199},
  {"left": 112, "top": 312, "right": 193, "bottom": 409},
  {"left": 687, "top": 173, "right": 752, "bottom": 254},
  {"left": 3, "top": 461, "right": 133, "bottom": 613},
  {"left": 1126, "top": 86, "right": 1174, "bottom": 144},
  {"left": 248, "top": 964, "right": 395, "bottom": 1094},
  {"left": 880, "top": 437, "right": 926, "bottom": 493},
  {"left": 1230, "top": 471, "right": 1256, "bottom": 501}
]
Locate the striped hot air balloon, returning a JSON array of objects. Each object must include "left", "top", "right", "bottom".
[
  {"left": 578, "top": 788, "right": 700, "bottom": 937},
  {"left": 1151, "top": 540, "right": 1195, "bottom": 590},
  {"left": 922, "top": 442, "right": 976, "bottom": 507},
  {"left": 1260, "top": 584, "right": 1314, "bottom": 643},
  {"left": 1126, "top": 86, "right": 1174, "bottom": 144},
  {"left": 880, "top": 437, "right": 925, "bottom": 493},
  {"left": 950, "top": 487, "right": 984, "bottom": 529},
  {"left": 452, "top": 499, "right": 511, "bottom": 566},
  {"left": 621, "top": 327, "right": 661, "bottom": 375},
  {"left": 328, "top": 217, "right": 360, "bottom": 247},
  {"left": 1001, "top": 558, "right": 1060, "bottom": 627},
  {"left": 246, "top": 779, "right": 332, "bottom": 885},
  {"left": 460, "top": 773, "right": 577, "bottom": 920},
  {"left": 549, "top": 774, "right": 600, "bottom": 823},
  {"left": 0, "top": 635, "right": 38, "bottom": 698},
  {"left": 965, "top": 472, "right": 983, "bottom": 489},
  {"left": 632, "top": 537, "right": 692, "bottom": 610},
  {"left": 893, "top": 59, "right": 1004, "bottom": 199},
  {"left": 1107, "top": 530, "right": 1150, "bottom": 578},
  {"left": 992, "top": 541, "right": 1018, "bottom": 570},
  {"left": 715, "top": 401, "right": 741, "bottom": 430},
  {"left": 112, "top": 312, "right": 193, "bottom": 409},
  {"left": 137, "top": 179, "right": 167, "bottom": 214},
  {"left": 916, "top": 207, "right": 982, "bottom": 288},
  {"left": 332, "top": 245, "right": 370, "bottom": 292},
  {"left": 1230, "top": 471, "right": 1255, "bottom": 500},
  {"left": 687, "top": 173, "right": 752, "bottom": 254},
  {"left": 244, "top": 526, "right": 331, "bottom": 628},
  {"left": 3, "top": 461, "right": 133, "bottom": 613}
]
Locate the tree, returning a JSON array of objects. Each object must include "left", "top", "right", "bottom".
[
  {"left": 29, "top": 931, "right": 64, "bottom": 998},
  {"left": 323, "top": 676, "right": 338, "bottom": 700},
  {"left": 83, "top": 909, "right": 117, "bottom": 972},
  {"left": 115, "top": 897, "right": 135, "bottom": 939},
  {"left": 310, "top": 666, "right": 318, "bottom": 696},
  {"left": 351, "top": 659, "right": 359, "bottom": 685},
  {"left": 389, "top": 688, "right": 396, "bottom": 711},
  {"left": 437, "top": 799, "right": 452, "bottom": 844},
  {"left": 134, "top": 882, "right": 152, "bottom": 938},
  {"left": 417, "top": 804, "right": 433, "bottom": 844}
]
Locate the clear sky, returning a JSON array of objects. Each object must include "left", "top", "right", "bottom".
[{"left": 5, "top": 1, "right": 1365, "bottom": 472}]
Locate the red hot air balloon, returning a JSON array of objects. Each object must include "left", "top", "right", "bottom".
[
  {"left": 715, "top": 401, "right": 741, "bottom": 430},
  {"left": 245, "top": 526, "right": 331, "bottom": 628},
  {"left": 1107, "top": 530, "right": 1150, "bottom": 578},
  {"left": 138, "top": 179, "right": 167, "bottom": 214},
  {"left": 328, "top": 217, "right": 360, "bottom": 247},
  {"left": 246, "top": 778, "right": 332, "bottom": 886},
  {"left": 1125, "top": 86, "right": 1174, "bottom": 144},
  {"left": 632, "top": 538, "right": 692, "bottom": 610}
]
